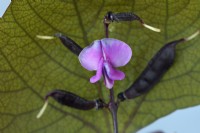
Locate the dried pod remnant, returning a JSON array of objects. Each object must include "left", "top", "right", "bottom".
[
  {"left": 118, "top": 30, "right": 200, "bottom": 101},
  {"left": 37, "top": 90, "right": 105, "bottom": 118},
  {"left": 78, "top": 38, "right": 132, "bottom": 89}
]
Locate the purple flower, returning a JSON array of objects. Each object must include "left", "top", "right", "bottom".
[{"left": 79, "top": 38, "right": 132, "bottom": 89}]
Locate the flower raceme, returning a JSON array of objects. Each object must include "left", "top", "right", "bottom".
[
  {"left": 78, "top": 38, "right": 132, "bottom": 89},
  {"left": 36, "top": 35, "right": 132, "bottom": 89}
]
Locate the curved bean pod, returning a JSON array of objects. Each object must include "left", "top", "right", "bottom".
[
  {"left": 55, "top": 33, "right": 83, "bottom": 56},
  {"left": 46, "top": 89, "right": 104, "bottom": 110},
  {"left": 118, "top": 30, "right": 199, "bottom": 101}
]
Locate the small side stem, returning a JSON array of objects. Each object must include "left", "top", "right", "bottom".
[
  {"left": 104, "top": 22, "right": 109, "bottom": 38},
  {"left": 109, "top": 88, "right": 118, "bottom": 133}
]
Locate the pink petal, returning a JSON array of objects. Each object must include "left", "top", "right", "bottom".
[
  {"left": 104, "top": 61, "right": 125, "bottom": 80},
  {"left": 101, "top": 38, "right": 132, "bottom": 67},
  {"left": 78, "top": 40, "right": 102, "bottom": 71},
  {"left": 90, "top": 58, "right": 103, "bottom": 83},
  {"left": 103, "top": 69, "right": 114, "bottom": 89}
]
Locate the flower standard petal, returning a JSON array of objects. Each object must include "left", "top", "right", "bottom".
[
  {"left": 101, "top": 38, "right": 132, "bottom": 67},
  {"left": 78, "top": 40, "right": 103, "bottom": 71}
]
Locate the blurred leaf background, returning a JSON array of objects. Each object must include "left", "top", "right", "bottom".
[{"left": 0, "top": 0, "right": 200, "bottom": 133}]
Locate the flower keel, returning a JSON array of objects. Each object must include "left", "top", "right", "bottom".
[
  {"left": 90, "top": 58, "right": 103, "bottom": 83},
  {"left": 104, "top": 61, "right": 125, "bottom": 81}
]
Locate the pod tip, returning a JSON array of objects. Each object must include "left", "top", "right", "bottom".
[
  {"left": 185, "top": 30, "right": 200, "bottom": 41},
  {"left": 36, "top": 35, "right": 55, "bottom": 40},
  {"left": 36, "top": 100, "right": 48, "bottom": 119},
  {"left": 143, "top": 23, "right": 161, "bottom": 32}
]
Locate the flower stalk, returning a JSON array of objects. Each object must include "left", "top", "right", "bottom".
[
  {"left": 103, "top": 16, "right": 120, "bottom": 133},
  {"left": 109, "top": 88, "right": 118, "bottom": 133}
]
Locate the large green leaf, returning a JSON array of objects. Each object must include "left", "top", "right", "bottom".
[{"left": 0, "top": 1, "right": 200, "bottom": 133}]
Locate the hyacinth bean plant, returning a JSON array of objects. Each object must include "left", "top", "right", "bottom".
[{"left": 36, "top": 11, "right": 199, "bottom": 133}]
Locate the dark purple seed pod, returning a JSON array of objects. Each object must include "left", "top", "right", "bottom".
[
  {"left": 117, "top": 30, "right": 200, "bottom": 101},
  {"left": 54, "top": 33, "right": 83, "bottom": 56},
  {"left": 113, "top": 12, "right": 143, "bottom": 23},
  {"left": 118, "top": 39, "right": 184, "bottom": 101},
  {"left": 103, "top": 11, "right": 160, "bottom": 32},
  {"left": 104, "top": 11, "right": 142, "bottom": 23},
  {"left": 46, "top": 89, "right": 104, "bottom": 110},
  {"left": 37, "top": 90, "right": 106, "bottom": 118}
]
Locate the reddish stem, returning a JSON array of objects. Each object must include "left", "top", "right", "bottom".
[
  {"left": 103, "top": 16, "right": 119, "bottom": 133},
  {"left": 103, "top": 17, "right": 110, "bottom": 38}
]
